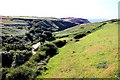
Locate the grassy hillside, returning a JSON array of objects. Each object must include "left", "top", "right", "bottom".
[
  {"left": 54, "top": 22, "right": 103, "bottom": 38},
  {"left": 38, "top": 23, "right": 119, "bottom": 78}
]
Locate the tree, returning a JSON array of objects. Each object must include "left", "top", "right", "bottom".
[
  {"left": 40, "top": 42, "right": 58, "bottom": 57},
  {"left": 11, "top": 50, "right": 32, "bottom": 68},
  {"left": 6, "top": 66, "right": 37, "bottom": 80},
  {"left": 2, "top": 52, "right": 13, "bottom": 67}
]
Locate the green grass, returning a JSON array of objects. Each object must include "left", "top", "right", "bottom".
[
  {"left": 1, "top": 27, "right": 27, "bottom": 36},
  {"left": 54, "top": 22, "right": 102, "bottom": 38},
  {"left": 38, "top": 23, "right": 119, "bottom": 78}
]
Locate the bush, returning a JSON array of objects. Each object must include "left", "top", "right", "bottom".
[
  {"left": 81, "top": 27, "right": 84, "bottom": 29},
  {"left": 74, "top": 33, "right": 86, "bottom": 39},
  {"left": 86, "top": 31, "right": 91, "bottom": 34},
  {"left": 42, "top": 31, "right": 55, "bottom": 41},
  {"left": 40, "top": 42, "right": 58, "bottom": 57},
  {"left": 25, "top": 33, "right": 33, "bottom": 42},
  {"left": 96, "top": 61, "right": 107, "bottom": 69},
  {"left": 29, "top": 52, "right": 44, "bottom": 63},
  {"left": 1, "top": 68, "right": 10, "bottom": 80},
  {"left": 115, "top": 71, "right": 120, "bottom": 79},
  {"left": 17, "top": 26, "right": 23, "bottom": 29},
  {"left": 4, "top": 42, "right": 26, "bottom": 51},
  {"left": 75, "top": 39, "right": 79, "bottom": 42},
  {"left": 24, "top": 60, "right": 38, "bottom": 68},
  {"left": 6, "top": 66, "right": 37, "bottom": 80},
  {"left": 53, "top": 40, "right": 67, "bottom": 48},
  {"left": 2, "top": 52, "right": 13, "bottom": 68},
  {"left": 11, "top": 50, "right": 32, "bottom": 68}
]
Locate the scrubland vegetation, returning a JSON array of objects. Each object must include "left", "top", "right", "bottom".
[{"left": 1, "top": 17, "right": 119, "bottom": 79}]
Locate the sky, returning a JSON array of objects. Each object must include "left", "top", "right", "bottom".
[{"left": 0, "top": 0, "right": 119, "bottom": 19}]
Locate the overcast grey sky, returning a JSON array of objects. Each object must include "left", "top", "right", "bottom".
[{"left": 0, "top": 0, "right": 119, "bottom": 19}]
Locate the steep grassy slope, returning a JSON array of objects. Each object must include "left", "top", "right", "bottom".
[
  {"left": 38, "top": 23, "right": 118, "bottom": 78},
  {"left": 54, "top": 22, "right": 103, "bottom": 38}
]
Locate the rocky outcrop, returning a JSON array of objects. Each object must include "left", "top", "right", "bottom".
[
  {"left": 1, "top": 16, "right": 78, "bottom": 31},
  {"left": 61, "top": 17, "right": 90, "bottom": 24}
]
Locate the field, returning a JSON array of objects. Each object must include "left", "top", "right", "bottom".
[{"left": 38, "top": 23, "right": 119, "bottom": 78}]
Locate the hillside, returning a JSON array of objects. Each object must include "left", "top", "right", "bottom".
[
  {"left": 1, "top": 17, "right": 119, "bottom": 79},
  {"left": 1, "top": 16, "right": 79, "bottom": 79},
  {"left": 38, "top": 22, "right": 119, "bottom": 78},
  {"left": 54, "top": 22, "right": 103, "bottom": 38},
  {"left": 1, "top": 16, "right": 78, "bottom": 32},
  {"left": 61, "top": 17, "right": 90, "bottom": 24}
]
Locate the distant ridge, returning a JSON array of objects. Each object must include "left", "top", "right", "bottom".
[
  {"left": 1, "top": 16, "right": 78, "bottom": 31},
  {"left": 61, "top": 17, "right": 90, "bottom": 24}
]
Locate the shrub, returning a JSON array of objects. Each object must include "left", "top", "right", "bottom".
[
  {"left": 74, "top": 34, "right": 86, "bottom": 39},
  {"left": 70, "top": 39, "right": 73, "bottom": 41},
  {"left": 25, "top": 33, "right": 33, "bottom": 42},
  {"left": 29, "top": 29, "right": 35, "bottom": 34},
  {"left": 53, "top": 40, "right": 67, "bottom": 48},
  {"left": 96, "top": 61, "right": 107, "bottom": 69},
  {"left": 29, "top": 53, "right": 44, "bottom": 63},
  {"left": 81, "top": 26, "right": 84, "bottom": 29},
  {"left": 115, "top": 71, "right": 120, "bottom": 79},
  {"left": 3, "top": 42, "right": 28, "bottom": 51},
  {"left": 2, "top": 52, "right": 13, "bottom": 68},
  {"left": 42, "top": 31, "right": 55, "bottom": 41},
  {"left": 6, "top": 66, "right": 37, "bottom": 80},
  {"left": 40, "top": 42, "right": 58, "bottom": 57},
  {"left": 86, "top": 31, "right": 91, "bottom": 34},
  {"left": 17, "top": 26, "right": 23, "bottom": 29},
  {"left": 1, "top": 68, "right": 10, "bottom": 80},
  {"left": 75, "top": 39, "right": 79, "bottom": 42},
  {"left": 24, "top": 60, "right": 38, "bottom": 68},
  {"left": 11, "top": 50, "right": 32, "bottom": 68}
]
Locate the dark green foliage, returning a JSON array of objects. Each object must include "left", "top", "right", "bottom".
[
  {"left": 86, "top": 31, "right": 91, "bottom": 34},
  {"left": 75, "top": 39, "right": 79, "bottom": 42},
  {"left": 35, "top": 28, "right": 42, "bottom": 33},
  {"left": 74, "top": 33, "right": 86, "bottom": 39},
  {"left": 96, "top": 61, "right": 107, "bottom": 69},
  {"left": 53, "top": 40, "right": 67, "bottom": 48},
  {"left": 42, "top": 31, "right": 55, "bottom": 41},
  {"left": 24, "top": 60, "right": 38, "bottom": 68},
  {"left": 29, "top": 29, "right": 35, "bottom": 34},
  {"left": 2, "top": 52, "right": 13, "bottom": 68},
  {"left": 2, "top": 35, "right": 19, "bottom": 43},
  {"left": 107, "top": 19, "right": 119, "bottom": 23},
  {"left": 11, "top": 50, "right": 32, "bottom": 68},
  {"left": 97, "top": 23, "right": 106, "bottom": 28},
  {"left": 1, "top": 17, "right": 67, "bottom": 79},
  {"left": 2, "top": 35, "right": 32, "bottom": 51},
  {"left": 40, "top": 42, "right": 58, "bottom": 57},
  {"left": 3, "top": 42, "right": 31, "bottom": 51},
  {"left": 1, "top": 68, "right": 10, "bottom": 80},
  {"left": 17, "top": 26, "right": 23, "bottom": 29},
  {"left": 29, "top": 53, "right": 44, "bottom": 63},
  {"left": 6, "top": 66, "right": 37, "bottom": 80},
  {"left": 81, "top": 26, "right": 84, "bottom": 29},
  {"left": 25, "top": 33, "right": 33, "bottom": 42},
  {"left": 115, "top": 71, "right": 120, "bottom": 79}
]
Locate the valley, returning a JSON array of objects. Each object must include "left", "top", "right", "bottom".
[{"left": 0, "top": 16, "right": 119, "bottom": 79}]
